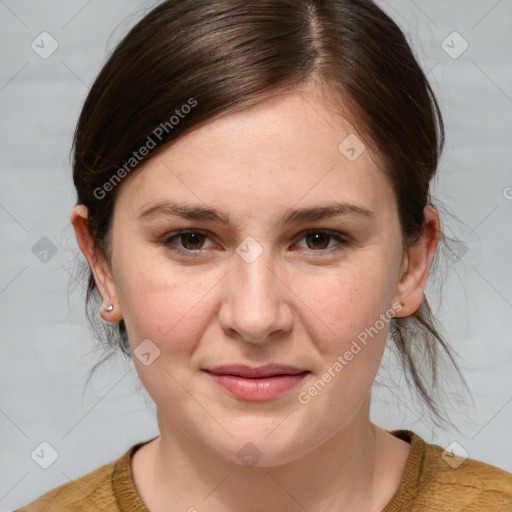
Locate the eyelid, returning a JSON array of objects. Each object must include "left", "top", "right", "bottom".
[
  {"left": 161, "top": 228, "right": 350, "bottom": 256},
  {"left": 291, "top": 229, "right": 350, "bottom": 254},
  {"left": 292, "top": 228, "right": 349, "bottom": 244},
  {"left": 161, "top": 229, "right": 216, "bottom": 253}
]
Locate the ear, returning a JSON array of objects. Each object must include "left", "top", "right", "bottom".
[
  {"left": 70, "top": 204, "right": 122, "bottom": 323},
  {"left": 394, "top": 205, "right": 440, "bottom": 318}
]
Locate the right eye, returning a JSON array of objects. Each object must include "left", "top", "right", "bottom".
[{"left": 161, "top": 230, "right": 215, "bottom": 256}]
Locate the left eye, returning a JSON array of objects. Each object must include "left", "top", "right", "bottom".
[{"left": 295, "top": 231, "right": 348, "bottom": 251}]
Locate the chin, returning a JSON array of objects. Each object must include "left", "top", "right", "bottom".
[{"left": 209, "top": 423, "right": 316, "bottom": 468}]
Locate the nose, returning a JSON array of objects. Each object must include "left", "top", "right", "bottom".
[{"left": 218, "top": 251, "right": 293, "bottom": 345}]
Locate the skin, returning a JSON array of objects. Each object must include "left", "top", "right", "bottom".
[{"left": 71, "top": 80, "right": 440, "bottom": 512}]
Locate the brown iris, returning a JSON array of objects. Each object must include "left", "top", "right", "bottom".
[
  {"left": 180, "top": 232, "right": 206, "bottom": 250},
  {"left": 305, "top": 232, "right": 330, "bottom": 250}
]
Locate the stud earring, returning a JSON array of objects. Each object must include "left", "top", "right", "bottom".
[{"left": 104, "top": 304, "right": 114, "bottom": 312}]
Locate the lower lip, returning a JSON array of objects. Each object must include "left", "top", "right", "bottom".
[{"left": 206, "top": 371, "right": 310, "bottom": 401}]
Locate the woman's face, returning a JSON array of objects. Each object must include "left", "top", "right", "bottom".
[{"left": 98, "top": 84, "right": 411, "bottom": 465}]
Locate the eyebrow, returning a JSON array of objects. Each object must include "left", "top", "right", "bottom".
[{"left": 137, "top": 200, "right": 374, "bottom": 227}]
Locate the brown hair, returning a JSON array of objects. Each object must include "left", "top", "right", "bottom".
[{"left": 72, "top": 0, "right": 467, "bottom": 426}]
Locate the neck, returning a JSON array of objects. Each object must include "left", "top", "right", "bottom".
[{"left": 137, "top": 399, "right": 405, "bottom": 512}]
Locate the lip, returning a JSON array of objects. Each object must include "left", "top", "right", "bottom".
[
  {"left": 204, "top": 363, "right": 308, "bottom": 378},
  {"left": 203, "top": 364, "right": 310, "bottom": 401}
]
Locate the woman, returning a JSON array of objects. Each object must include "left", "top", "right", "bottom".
[{"left": 17, "top": 0, "right": 512, "bottom": 510}]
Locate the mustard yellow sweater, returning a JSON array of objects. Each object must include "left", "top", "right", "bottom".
[{"left": 15, "top": 430, "right": 512, "bottom": 511}]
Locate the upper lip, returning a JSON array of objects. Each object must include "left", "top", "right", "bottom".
[{"left": 204, "top": 364, "right": 309, "bottom": 378}]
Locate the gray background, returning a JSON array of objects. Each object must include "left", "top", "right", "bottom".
[{"left": 1, "top": 0, "right": 511, "bottom": 509}]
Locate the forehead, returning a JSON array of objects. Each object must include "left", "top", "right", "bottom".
[{"left": 115, "top": 85, "right": 393, "bottom": 222}]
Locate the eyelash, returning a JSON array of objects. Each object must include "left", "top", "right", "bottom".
[{"left": 160, "top": 229, "right": 350, "bottom": 257}]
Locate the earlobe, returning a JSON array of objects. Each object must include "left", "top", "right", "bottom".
[
  {"left": 99, "top": 303, "right": 118, "bottom": 323},
  {"left": 70, "top": 204, "right": 122, "bottom": 322},
  {"left": 394, "top": 205, "right": 440, "bottom": 318}
]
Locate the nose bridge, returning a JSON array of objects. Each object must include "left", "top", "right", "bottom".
[
  {"left": 219, "top": 241, "right": 292, "bottom": 343},
  {"left": 237, "top": 250, "right": 276, "bottom": 304}
]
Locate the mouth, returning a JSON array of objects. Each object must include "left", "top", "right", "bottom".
[
  {"left": 203, "top": 363, "right": 309, "bottom": 379},
  {"left": 203, "top": 364, "right": 310, "bottom": 401}
]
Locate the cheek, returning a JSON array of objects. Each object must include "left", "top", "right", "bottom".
[
  {"left": 290, "top": 260, "right": 396, "bottom": 408},
  {"left": 292, "top": 271, "right": 392, "bottom": 426},
  {"left": 115, "top": 253, "right": 217, "bottom": 355},
  {"left": 116, "top": 243, "right": 397, "bottom": 359},
  {"left": 116, "top": 262, "right": 217, "bottom": 406},
  {"left": 294, "top": 262, "right": 395, "bottom": 351}
]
